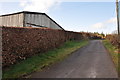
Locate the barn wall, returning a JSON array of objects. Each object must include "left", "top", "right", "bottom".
[
  {"left": 0, "top": 17, "right": 2, "bottom": 27},
  {"left": 0, "top": 12, "right": 63, "bottom": 30},
  {"left": 24, "top": 13, "right": 62, "bottom": 29},
  {"left": 0, "top": 13, "right": 24, "bottom": 27}
]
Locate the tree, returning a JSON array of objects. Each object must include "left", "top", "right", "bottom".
[{"left": 101, "top": 32, "right": 105, "bottom": 37}]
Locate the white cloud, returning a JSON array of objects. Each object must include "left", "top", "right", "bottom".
[
  {"left": 19, "top": 0, "right": 61, "bottom": 13},
  {"left": 20, "top": 0, "right": 28, "bottom": 7},
  {"left": 61, "top": 0, "right": 115, "bottom": 2},
  {"left": 92, "top": 22, "right": 104, "bottom": 29},
  {"left": 0, "top": 3, "right": 3, "bottom": 15},
  {"left": 91, "top": 17, "right": 117, "bottom": 29},
  {"left": 106, "top": 17, "right": 117, "bottom": 24},
  {"left": 0, "top": 0, "right": 116, "bottom": 2}
]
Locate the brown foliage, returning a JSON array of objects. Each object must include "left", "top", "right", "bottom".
[
  {"left": 106, "top": 34, "right": 119, "bottom": 48},
  {"left": 2, "top": 27, "right": 90, "bottom": 67}
]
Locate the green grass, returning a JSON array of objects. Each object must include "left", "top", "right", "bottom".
[
  {"left": 3, "top": 40, "right": 88, "bottom": 78},
  {"left": 103, "top": 40, "right": 119, "bottom": 71}
]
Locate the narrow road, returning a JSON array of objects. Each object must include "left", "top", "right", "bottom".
[{"left": 30, "top": 40, "right": 118, "bottom": 78}]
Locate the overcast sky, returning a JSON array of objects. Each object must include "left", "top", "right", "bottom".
[{"left": 0, "top": 0, "right": 120, "bottom": 34}]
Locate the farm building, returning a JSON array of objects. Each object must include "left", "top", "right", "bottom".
[{"left": 0, "top": 11, "right": 64, "bottom": 30}]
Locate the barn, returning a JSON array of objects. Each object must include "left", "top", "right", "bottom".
[{"left": 0, "top": 11, "right": 64, "bottom": 30}]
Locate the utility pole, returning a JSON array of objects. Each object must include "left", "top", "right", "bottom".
[
  {"left": 116, "top": 0, "right": 120, "bottom": 35},
  {"left": 116, "top": 1, "right": 120, "bottom": 71}
]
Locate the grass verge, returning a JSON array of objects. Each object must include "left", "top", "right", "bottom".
[
  {"left": 103, "top": 40, "right": 119, "bottom": 72},
  {"left": 3, "top": 40, "right": 88, "bottom": 78}
]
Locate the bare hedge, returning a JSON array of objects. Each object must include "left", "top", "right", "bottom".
[
  {"left": 2, "top": 27, "right": 91, "bottom": 67},
  {"left": 106, "top": 34, "right": 120, "bottom": 48}
]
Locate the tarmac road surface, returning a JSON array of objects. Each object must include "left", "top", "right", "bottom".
[{"left": 30, "top": 40, "right": 118, "bottom": 78}]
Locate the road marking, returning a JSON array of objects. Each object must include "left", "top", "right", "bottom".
[
  {"left": 88, "top": 68, "right": 97, "bottom": 78},
  {"left": 63, "top": 68, "right": 75, "bottom": 78}
]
